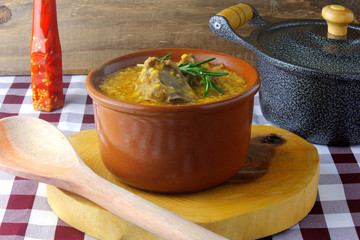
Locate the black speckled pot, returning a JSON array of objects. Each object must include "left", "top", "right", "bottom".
[{"left": 210, "top": 4, "right": 360, "bottom": 145}]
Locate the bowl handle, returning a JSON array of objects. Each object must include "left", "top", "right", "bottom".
[
  {"left": 321, "top": 5, "right": 354, "bottom": 39},
  {"left": 209, "top": 3, "right": 265, "bottom": 52}
]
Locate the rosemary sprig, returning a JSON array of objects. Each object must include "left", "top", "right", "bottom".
[
  {"left": 137, "top": 54, "right": 228, "bottom": 96},
  {"left": 159, "top": 53, "right": 172, "bottom": 61},
  {"left": 176, "top": 55, "right": 227, "bottom": 96}
]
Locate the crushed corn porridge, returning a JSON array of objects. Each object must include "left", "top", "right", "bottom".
[{"left": 99, "top": 61, "right": 247, "bottom": 105}]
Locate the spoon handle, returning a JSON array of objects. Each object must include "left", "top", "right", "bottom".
[{"left": 71, "top": 164, "right": 228, "bottom": 240}]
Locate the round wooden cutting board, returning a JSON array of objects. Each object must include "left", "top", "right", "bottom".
[{"left": 47, "top": 125, "right": 319, "bottom": 240}]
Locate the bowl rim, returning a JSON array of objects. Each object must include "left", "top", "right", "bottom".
[{"left": 85, "top": 48, "right": 261, "bottom": 114}]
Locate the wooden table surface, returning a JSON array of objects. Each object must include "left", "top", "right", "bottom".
[{"left": 0, "top": 0, "right": 359, "bottom": 75}]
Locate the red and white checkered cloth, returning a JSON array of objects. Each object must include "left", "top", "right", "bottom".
[{"left": 0, "top": 75, "right": 359, "bottom": 239}]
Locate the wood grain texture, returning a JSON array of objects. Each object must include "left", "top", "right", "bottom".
[
  {"left": 0, "top": 0, "right": 359, "bottom": 75},
  {"left": 0, "top": 116, "right": 226, "bottom": 240},
  {"left": 47, "top": 125, "right": 320, "bottom": 240}
]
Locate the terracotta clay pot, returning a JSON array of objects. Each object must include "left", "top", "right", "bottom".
[{"left": 85, "top": 48, "right": 260, "bottom": 193}]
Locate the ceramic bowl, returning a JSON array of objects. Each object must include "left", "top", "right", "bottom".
[{"left": 85, "top": 48, "right": 260, "bottom": 193}]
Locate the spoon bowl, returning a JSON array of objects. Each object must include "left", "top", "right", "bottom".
[
  {"left": 0, "top": 116, "right": 226, "bottom": 240},
  {"left": 0, "top": 116, "right": 78, "bottom": 171}
]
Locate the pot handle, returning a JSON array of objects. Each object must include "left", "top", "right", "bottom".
[{"left": 209, "top": 3, "right": 265, "bottom": 52}]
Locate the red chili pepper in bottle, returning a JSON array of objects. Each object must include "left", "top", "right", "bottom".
[{"left": 30, "top": 0, "right": 63, "bottom": 112}]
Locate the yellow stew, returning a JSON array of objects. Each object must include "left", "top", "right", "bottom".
[{"left": 99, "top": 62, "right": 247, "bottom": 105}]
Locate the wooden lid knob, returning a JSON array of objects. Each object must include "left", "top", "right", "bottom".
[{"left": 322, "top": 5, "right": 354, "bottom": 37}]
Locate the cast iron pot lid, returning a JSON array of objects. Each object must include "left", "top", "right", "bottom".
[
  {"left": 210, "top": 4, "right": 360, "bottom": 76},
  {"left": 252, "top": 21, "right": 360, "bottom": 74}
]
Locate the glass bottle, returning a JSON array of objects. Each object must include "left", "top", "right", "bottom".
[{"left": 30, "top": 0, "right": 63, "bottom": 112}]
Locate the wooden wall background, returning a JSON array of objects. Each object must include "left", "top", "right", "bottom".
[{"left": 0, "top": 0, "right": 359, "bottom": 75}]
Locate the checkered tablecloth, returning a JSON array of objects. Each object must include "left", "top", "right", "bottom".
[{"left": 0, "top": 75, "right": 359, "bottom": 240}]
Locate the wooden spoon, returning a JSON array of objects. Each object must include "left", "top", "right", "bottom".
[{"left": 0, "top": 116, "right": 227, "bottom": 240}]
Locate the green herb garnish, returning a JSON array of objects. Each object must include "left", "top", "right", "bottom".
[
  {"left": 177, "top": 57, "right": 226, "bottom": 96},
  {"left": 137, "top": 54, "right": 228, "bottom": 96},
  {"left": 161, "top": 54, "right": 226, "bottom": 96},
  {"left": 159, "top": 53, "right": 172, "bottom": 61}
]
